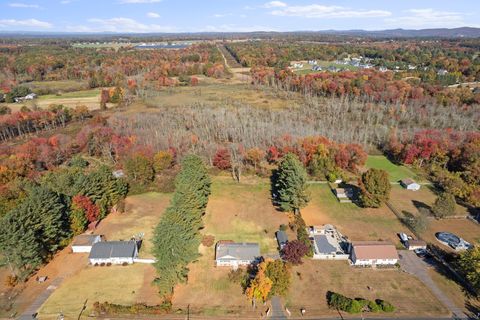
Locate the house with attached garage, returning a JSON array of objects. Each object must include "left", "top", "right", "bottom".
[
  {"left": 349, "top": 241, "right": 399, "bottom": 267},
  {"left": 215, "top": 242, "right": 260, "bottom": 269},
  {"left": 89, "top": 240, "right": 138, "bottom": 265},
  {"left": 71, "top": 234, "right": 102, "bottom": 253}
]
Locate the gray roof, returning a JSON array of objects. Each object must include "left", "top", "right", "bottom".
[
  {"left": 72, "top": 234, "right": 101, "bottom": 246},
  {"left": 89, "top": 241, "right": 137, "bottom": 259},
  {"left": 314, "top": 235, "right": 337, "bottom": 254},
  {"left": 216, "top": 242, "right": 260, "bottom": 261},
  {"left": 276, "top": 231, "right": 288, "bottom": 245}
]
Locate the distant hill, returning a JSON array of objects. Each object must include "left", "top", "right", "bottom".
[{"left": 0, "top": 27, "right": 479, "bottom": 39}]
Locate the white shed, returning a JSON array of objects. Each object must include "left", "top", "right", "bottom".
[
  {"left": 400, "top": 179, "right": 421, "bottom": 191},
  {"left": 71, "top": 234, "right": 102, "bottom": 253}
]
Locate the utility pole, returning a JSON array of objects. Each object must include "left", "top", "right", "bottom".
[{"left": 77, "top": 299, "right": 87, "bottom": 320}]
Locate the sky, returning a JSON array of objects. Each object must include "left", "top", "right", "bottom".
[{"left": 0, "top": 0, "right": 479, "bottom": 33}]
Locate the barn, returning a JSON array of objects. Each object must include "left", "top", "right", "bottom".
[{"left": 71, "top": 234, "right": 102, "bottom": 253}]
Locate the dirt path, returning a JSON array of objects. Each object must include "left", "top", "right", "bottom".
[{"left": 399, "top": 251, "right": 467, "bottom": 319}]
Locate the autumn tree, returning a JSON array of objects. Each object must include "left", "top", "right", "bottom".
[
  {"left": 274, "top": 153, "right": 310, "bottom": 214},
  {"left": 124, "top": 154, "right": 155, "bottom": 186},
  {"left": 358, "top": 169, "right": 391, "bottom": 208},
  {"left": 281, "top": 240, "right": 310, "bottom": 265},
  {"left": 246, "top": 260, "right": 273, "bottom": 303},
  {"left": 458, "top": 247, "right": 480, "bottom": 294},
  {"left": 431, "top": 192, "right": 456, "bottom": 219},
  {"left": 245, "top": 148, "right": 265, "bottom": 171},
  {"left": 265, "top": 259, "right": 291, "bottom": 297},
  {"left": 100, "top": 89, "right": 110, "bottom": 110},
  {"left": 213, "top": 148, "right": 231, "bottom": 170},
  {"left": 153, "top": 150, "right": 174, "bottom": 173}
]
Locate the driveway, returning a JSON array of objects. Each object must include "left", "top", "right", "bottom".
[
  {"left": 17, "top": 278, "right": 63, "bottom": 320},
  {"left": 269, "top": 296, "right": 287, "bottom": 319},
  {"left": 399, "top": 250, "right": 467, "bottom": 319}
]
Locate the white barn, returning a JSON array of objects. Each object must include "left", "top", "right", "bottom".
[
  {"left": 71, "top": 234, "right": 102, "bottom": 253},
  {"left": 400, "top": 179, "right": 421, "bottom": 191},
  {"left": 89, "top": 241, "right": 138, "bottom": 265},
  {"left": 215, "top": 242, "right": 260, "bottom": 269},
  {"left": 350, "top": 241, "right": 399, "bottom": 267}
]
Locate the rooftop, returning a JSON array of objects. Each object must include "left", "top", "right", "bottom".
[
  {"left": 89, "top": 241, "right": 137, "bottom": 260},
  {"left": 72, "top": 234, "right": 101, "bottom": 247},
  {"left": 276, "top": 231, "right": 288, "bottom": 244},
  {"left": 216, "top": 242, "right": 260, "bottom": 261},
  {"left": 352, "top": 241, "right": 398, "bottom": 260}
]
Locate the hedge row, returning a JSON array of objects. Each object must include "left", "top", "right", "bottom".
[{"left": 327, "top": 291, "right": 395, "bottom": 313}]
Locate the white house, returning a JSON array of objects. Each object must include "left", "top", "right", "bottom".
[
  {"left": 71, "top": 234, "right": 102, "bottom": 253},
  {"left": 400, "top": 178, "right": 421, "bottom": 191},
  {"left": 89, "top": 240, "right": 138, "bottom": 265},
  {"left": 350, "top": 241, "right": 398, "bottom": 267},
  {"left": 215, "top": 242, "right": 260, "bottom": 269}
]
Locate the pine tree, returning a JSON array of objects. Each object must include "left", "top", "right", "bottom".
[
  {"left": 431, "top": 192, "right": 456, "bottom": 218},
  {"left": 275, "top": 153, "right": 310, "bottom": 213},
  {"left": 358, "top": 168, "right": 391, "bottom": 208}
]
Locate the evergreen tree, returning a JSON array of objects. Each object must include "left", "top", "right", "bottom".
[
  {"left": 358, "top": 169, "right": 391, "bottom": 208},
  {"left": 431, "top": 192, "right": 456, "bottom": 218},
  {"left": 275, "top": 153, "right": 310, "bottom": 213},
  {"left": 152, "top": 155, "right": 211, "bottom": 298}
]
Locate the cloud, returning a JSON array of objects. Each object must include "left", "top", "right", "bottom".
[
  {"left": 119, "top": 0, "right": 161, "bottom": 3},
  {"left": 213, "top": 13, "right": 232, "bottom": 18},
  {"left": 202, "top": 24, "right": 278, "bottom": 32},
  {"left": 0, "top": 18, "right": 51, "bottom": 28},
  {"left": 82, "top": 17, "right": 175, "bottom": 32},
  {"left": 147, "top": 12, "right": 160, "bottom": 18},
  {"left": 270, "top": 4, "right": 391, "bottom": 18},
  {"left": 9, "top": 3, "right": 40, "bottom": 8},
  {"left": 384, "top": 9, "right": 467, "bottom": 28},
  {"left": 60, "top": 0, "right": 73, "bottom": 4},
  {"left": 263, "top": 1, "right": 287, "bottom": 8}
]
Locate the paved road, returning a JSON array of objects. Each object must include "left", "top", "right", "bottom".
[
  {"left": 399, "top": 250, "right": 468, "bottom": 319},
  {"left": 17, "top": 278, "right": 63, "bottom": 320},
  {"left": 269, "top": 296, "right": 287, "bottom": 319}
]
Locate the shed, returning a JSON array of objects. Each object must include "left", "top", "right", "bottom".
[
  {"left": 407, "top": 240, "right": 427, "bottom": 250},
  {"left": 400, "top": 179, "right": 421, "bottom": 191},
  {"left": 72, "top": 234, "right": 102, "bottom": 253},
  {"left": 276, "top": 231, "right": 288, "bottom": 250},
  {"left": 89, "top": 240, "right": 138, "bottom": 265}
]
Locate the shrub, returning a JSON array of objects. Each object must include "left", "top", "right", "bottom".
[
  {"left": 201, "top": 235, "right": 215, "bottom": 247},
  {"left": 100, "top": 263, "right": 105, "bottom": 267},
  {"left": 106, "top": 262, "right": 112, "bottom": 266},
  {"left": 376, "top": 299, "right": 395, "bottom": 312},
  {"left": 122, "top": 262, "right": 128, "bottom": 266},
  {"left": 93, "top": 301, "right": 172, "bottom": 315},
  {"left": 368, "top": 300, "right": 381, "bottom": 312}
]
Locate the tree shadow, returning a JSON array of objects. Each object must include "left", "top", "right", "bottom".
[
  {"left": 412, "top": 200, "right": 432, "bottom": 215},
  {"left": 465, "top": 300, "right": 479, "bottom": 319},
  {"left": 337, "top": 182, "right": 362, "bottom": 207}
]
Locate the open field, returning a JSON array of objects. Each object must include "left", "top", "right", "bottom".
[
  {"left": 302, "top": 184, "right": 409, "bottom": 244},
  {"left": 172, "top": 175, "right": 288, "bottom": 312},
  {"left": 421, "top": 218, "right": 480, "bottom": 250},
  {"left": 365, "top": 155, "right": 423, "bottom": 182},
  {"left": 139, "top": 83, "right": 298, "bottom": 111},
  {"left": 291, "top": 60, "right": 359, "bottom": 75},
  {"left": 286, "top": 259, "right": 449, "bottom": 317},
  {"left": 3, "top": 89, "right": 109, "bottom": 112},
  {"left": 95, "top": 192, "right": 171, "bottom": 258},
  {"left": 38, "top": 264, "right": 161, "bottom": 319}
]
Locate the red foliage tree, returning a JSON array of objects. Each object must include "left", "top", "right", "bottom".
[
  {"left": 72, "top": 195, "right": 100, "bottom": 223},
  {"left": 281, "top": 240, "right": 309, "bottom": 265},
  {"left": 213, "top": 148, "right": 231, "bottom": 170}
]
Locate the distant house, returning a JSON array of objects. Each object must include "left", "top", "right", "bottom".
[
  {"left": 89, "top": 240, "right": 138, "bottom": 265},
  {"left": 406, "top": 239, "right": 427, "bottom": 251},
  {"left": 215, "top": 242, "right": 260, "bottom": 269},
  {"left": 14, "top": 93, "right": 37, "bottom": 103},
  {"left": 72, "top": 234, "right": 102, "bottom": 253},
  {"left": 350, "top": 241, "right": 399, "bottom": 267},
  {"left": 276, "top": 231, "right": 288, "bottom": 250},
  {"left": 400, "top": 179, "right": 421, "bottom": 191},
  {"left": 437, "top": 69, "right": 449, "bottom": 76},
  {"left": 112, "top": 169, "right": 125, "bottom": 178}
]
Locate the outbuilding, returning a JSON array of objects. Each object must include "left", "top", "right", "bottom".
[
  {"left": 400, "top": 179, "right": 421, "bottom": 191},
  {"left": 89, "top": 240, "right": 138, "bottom": 265},
  {"left": 276, "top": 230, "right": 288, "bottom": 250},
  {"left": 406, "top": 239, "right": 427, "bottom": 251},
  {"left": 71, "top": 234, "right": 102, "bottom": 253}
]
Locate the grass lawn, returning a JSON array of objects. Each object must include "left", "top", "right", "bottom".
[
  {"left": 38, "top": 89, "right": 99, "bottom": 100},
  {"left": 292, "top": 60, "right": 359, "bottom": 75},
  {"left": 366, "top": 155, "right": 422, "bottom": 182},
  {"left": 172, "top": 176, "right": 288, "bottom": 313},
  {"left": 286, "top": 260, "right": 449, "bottom": 317},
  {"left": 95, "top": 192, "right": 171, "bottom": 258},
  {"left": 303, "top": 184, "right": 409, "bottom": 244},
  {"left": 38, "top": 264, "right": 157, "bottom": 319}
]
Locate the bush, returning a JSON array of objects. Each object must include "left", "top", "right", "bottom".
[
  {"left": 100, "top": 263, "right": 105, "bottom": 267},
  {"left": 376, "top": 299, "right": 395, "bottom": 312},
  {"left": 279, "top": 224, "right": 287, "bottom": 231},
  {"left": 93, "top": 301, "right": 172, "bottom": 315},
  {"left": 122, "top": 262, "right": 128, "bottom": 266},
  {"left": 106, "top": 262, "right": 112, "bottom": 266},
  {"left": 201, "top": 235, "right": 215, "bottom": 247},
  {"left": 368, "top": 300, "right": 381, "bottom": 312}
]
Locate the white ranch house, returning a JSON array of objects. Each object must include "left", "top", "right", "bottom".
[
  {"left": 89, "top": 240, "right": 138, "bottom": 265},
  {"left": 350, "top": 241, "right": 399, "bottom": 267},
  {"left": 215, "top": 242, "right": 260, "bottom": 269},
  {"left": 71, "top": 234, "right": 102, "bottom": 253}
]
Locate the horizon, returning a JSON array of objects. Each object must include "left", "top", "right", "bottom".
[{"left": 1, "top": 0, "right": 479, "bottom": 33}]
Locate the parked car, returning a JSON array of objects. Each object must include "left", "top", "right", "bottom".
[{"left": 414, "top": 248, "right": 428, "bottom": 258}]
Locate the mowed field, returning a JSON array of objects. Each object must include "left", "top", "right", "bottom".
[
  {"left": 302, "top": 184, "right": 410, "bottom": 244},
  {"left": 38, "top": 192, "right": 171, "bottom": 318},
  {"left": 172, "top": 176, "right": 288, "bottom": 315},
  {"left": 365, "top": 155, "right": 424, "bottom": 182}
]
